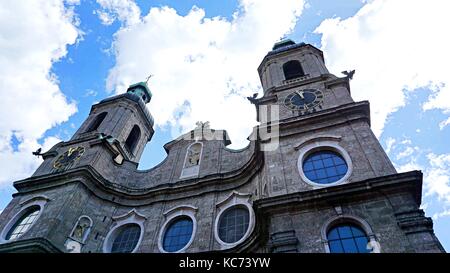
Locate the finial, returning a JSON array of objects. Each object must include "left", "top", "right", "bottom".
[{"left": 145, "top": 74, "right": 153, "bottom": 84}]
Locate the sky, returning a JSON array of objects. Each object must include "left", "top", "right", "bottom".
[{"left": 0, "top": 0, "right": 449, "bottom": 251}]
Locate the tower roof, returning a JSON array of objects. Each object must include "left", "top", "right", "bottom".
[
  {"left": 126, "top": 82, "right": 152, "bottom": 104},
  {"left": 269, "top": 39, "right": 306, "bottom": 56}
]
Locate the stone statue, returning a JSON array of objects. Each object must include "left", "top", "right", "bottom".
[
  {"left": 187, "top": 144, "right": 201, "bottom": 166},
  {"left": 71, "top": 217, "right": 91, "bottom": 241}
]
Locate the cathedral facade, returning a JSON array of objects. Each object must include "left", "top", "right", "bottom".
[{"left": 0, "top": 40, "right": 444, "bottom": 253}]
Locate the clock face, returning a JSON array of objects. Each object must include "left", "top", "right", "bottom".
[
  {"left": 283, "top": 88, "right": 324, "bottom": 114},
  {"left": 53, "top": 146, "right": 85, "bottom": 169}
]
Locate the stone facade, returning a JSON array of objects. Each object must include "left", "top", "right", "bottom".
[{"left": 0, "top": 40, "right": 444, "bottom": 253}]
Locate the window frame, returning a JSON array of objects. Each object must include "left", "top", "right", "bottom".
[
  {"left": 213, "top": 191, "right": 255, "bottom": 249},
  {"left": 0, "top": 196, "right": 49, "bottom": 243},
  {"left": 103, "top": 209, "right": 146, "bottom": 253},
  {"left": 158, "top": 205, "right": 197, "bottom": 253},
  {"left": 302, "top": 150, "right": 349, "bottom": 185},
  {"left": 110, "top": 223, "right": 142, "bottom": 253},
  {"left": 297, "top": 140, "right": 353, "bottom": 188},
  {"left": 217, "top": 205, "right": 250, "bottom": 244},
  {"left": 321, "top": 215, "right": 380, "bottom": 253}
]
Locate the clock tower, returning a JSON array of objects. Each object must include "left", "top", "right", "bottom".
[{"left": 252, "top": 39, "right": 444, "bottom": 253}]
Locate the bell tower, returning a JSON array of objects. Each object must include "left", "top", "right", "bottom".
[
  {"left": 32, "top": 82, "right": 154, "bottom": 178},
  {"left": 257, "top": 39, "right": 354, "bottom": 120},
  {"left": 71, "top": 81, "right": 154, "bottom": 161},
  {"left": 258, "top": 39, "right": 329, "bottom": 92},
  {"left": 252, "top": 40, "right": 444, "bottom": 253}
]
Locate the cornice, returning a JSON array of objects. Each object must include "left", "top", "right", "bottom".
[
  {"left": 0, "top": 238, "right": 62, "bottom": 253},
  {"left": 257, "top": 101, "right": 371, "bottom": 139},
  {"left": 263, "top": 74, "right": 335, "bottom": 96},
  {"left": 12, "top": 143, "right": 264, "bottom": 206},
  {"left": 254, "top": 170, "right": 423, "bottom": 213}
]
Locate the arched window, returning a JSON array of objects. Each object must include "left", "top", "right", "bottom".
[
  {"left": 5, "top": 206, "right": 41, "bottom": 240},
  {"left": 162, "top": 216, "right": 194, "bottom": 252},
  {"left": 283, "top": 60, "right": 305, "bottom": 80},
  {"left": 327, "top": 223, "right": 370, "bottom": 253},
  {"left": 86, "top": 112, "right": 107, "bottom": 132},
  {"left": 125, "top": 125, "right": 141, "bottom": 154}
]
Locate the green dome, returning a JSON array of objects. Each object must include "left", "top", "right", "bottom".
[{"left": 126, "top": 82, "right": 152, "bottom": 104}]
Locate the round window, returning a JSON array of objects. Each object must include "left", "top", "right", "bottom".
[
  {"left": 162, "top": 216, "right": 194, "bottom": 252},
  {"left": 218, "top": 206, "right": 250, "bottom": 244},
  {"left": 6, "top": 206, "right": 41, "bottom": 240},
  {"left": 302, "top": 150, "right": 348, "bottom": 184},
  {"left": 110, "top": 224, "right": 141, "bottom": 253}
]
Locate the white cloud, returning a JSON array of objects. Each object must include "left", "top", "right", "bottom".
[
  {"left": 438, "top": 117, "right": 450, "bottom": 130},
  {"left": 433, "top": 209, "right": 450, "bottom": 221},
  {"left": 315, "top": 0, "right": 450, "bottom": 137},
  {"left": 96, "top": 0, "right": 141, "bottom": 26},
  {"left": 395, "top": 159, "right": 422, "bottom": 174},
  {"left": 424, "top": 153, "right": 450, "bottom": 204},
  {"left": 396, "top": 146, "right": 418, "bottom": 161},
  {"left": 385, "top": 137, "right": 421, "bottom": 169},
  {"left": 0, "top": 0, "right": 80, "bottom": 187},
  {"left": 65, "top": 0, "right": 81, "bottom": 5},
  {"left": 101, "top": 0, "right": 304, "bottom": 148},
  {"left": 385, "top": 137, "right": 395, "bottom": 154}
]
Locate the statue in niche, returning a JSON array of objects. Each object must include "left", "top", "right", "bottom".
[
  {"left": 71, "top": 217, "right": 91, "bottom": 242},
  {"left": 186, "top": 144, "right": 201, "bottom": 167}
]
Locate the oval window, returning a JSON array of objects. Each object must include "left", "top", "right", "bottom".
[
  {"left": 162, "top": 216, "right": 194, "bottom": 252},
  {"left": 218, "top": 206, "right": 250, "bottom": 244},
  {"left": 110, "top": 224, "right": 141, "bottom": 253}
]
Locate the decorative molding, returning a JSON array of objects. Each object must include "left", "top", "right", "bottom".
[
  {"left": 268, "top": 230, "right": 299, "bottom": 253},
  {"left": 103, "top": 209, "right": 146, "bottom": 253},
  {"left": 112, "top": 208, "right": 147, "bottom": 223},
  {"left": 395, "top": 209, "right": 434, "bottom": 234},
  {"left": 163, "top": 205, "right": 198, "bottom": 216},
  {"left": 294, "top": 135, "right": 342, "bottom": 151},
  {"left": 255, "top": 171, "right": 424, "bottom": 211},
  {"left": 334, "top": 206, "right": 343, "bottom": 215},
  {"left": 215, "top": 191, "right": 252, "bottom": 208},
  {"left": 19, "top": 195, "right": 51, "bottom": 207},
  {"left": 12, "top": 141, "right": 263, "bottom": 206},
  {"left": 0, "top": 238, "right": 62, "bottom": 253}
]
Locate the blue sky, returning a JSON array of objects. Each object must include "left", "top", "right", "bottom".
[{"left": 0, "top": 0, "right": 449, "bottom": 251}]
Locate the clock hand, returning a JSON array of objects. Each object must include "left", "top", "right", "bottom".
[{"left": 295, "top": 91, "right": 304, "bottom": 99}]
